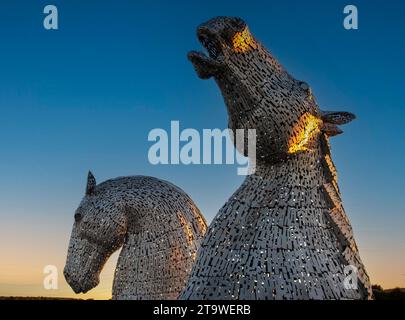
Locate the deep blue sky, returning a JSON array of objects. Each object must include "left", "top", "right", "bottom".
[{"left": 0, "top": 0, "right": 404, "bottom": 292}]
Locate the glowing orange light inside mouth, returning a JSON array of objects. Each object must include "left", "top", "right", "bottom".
[
  {"left": 288, "top": 113, "right": 322, "bottom": 154},
  {"left": 232, "top": 27, "right": 257, "bottom": 53}
]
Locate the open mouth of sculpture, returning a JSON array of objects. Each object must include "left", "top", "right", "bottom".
[
  {"left": 188, "top": 30, "right": 225, "bottom": 79},
  {"left": 198, "top": 32, "right": 223, "bottom": 60}
]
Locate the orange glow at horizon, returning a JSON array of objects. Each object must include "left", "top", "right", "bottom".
[
  {"left": 0, "top": 226, "right": 404, "bottom": 299},
  {"left": 0, "top": 204, "right": 403, "bottom": 300}
]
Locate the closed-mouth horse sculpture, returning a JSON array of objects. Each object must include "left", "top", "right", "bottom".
[{"left": 64, "top": 173, "right": 207, "bottom": 299}]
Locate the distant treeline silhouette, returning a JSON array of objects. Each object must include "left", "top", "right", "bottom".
[
  {"left": 372, "top": 285, "right": 405, "bottom": 300},
  {"left": 1, "top": 286, "right": 405, "bottom": 300}
]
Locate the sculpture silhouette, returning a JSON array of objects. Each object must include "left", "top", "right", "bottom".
[
  {"left": 64, "top": 16, "right": 371, "bottom": 300},
  {"left": 181, "top": 16, "right": 371, "bottom": 299},
  {"left": 64, "top": 173, "right": 207, "bottom": 299}
]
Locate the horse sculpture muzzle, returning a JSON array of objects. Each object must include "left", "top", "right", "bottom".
[{"left": 64, "top": 231, "right": 106, "bottom": 294}]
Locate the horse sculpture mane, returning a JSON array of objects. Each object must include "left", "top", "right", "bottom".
[{"left": 65, "top": 16, "right": 371, "bottom": 300}]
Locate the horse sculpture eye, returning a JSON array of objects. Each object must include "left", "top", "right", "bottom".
[{"left": 74, "top": 213, "right": 82, "bottom": 222}]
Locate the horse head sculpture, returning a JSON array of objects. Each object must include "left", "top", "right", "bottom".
[
  {"left": 183, "top": 16, "right": 371, "bottom": 300},
  {"left": 188, "top": 16, "right": 355, "bottom": 163},
  {"left": 64, "top": 172, "right": 207, "bottom": 299}
]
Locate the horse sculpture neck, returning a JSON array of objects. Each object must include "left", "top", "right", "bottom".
[
  {"left": 110, "top": 178, "right": 207, "bottom": 300},
  {"left": 182, "top": 135, "right": 371, "bottom": 299}
]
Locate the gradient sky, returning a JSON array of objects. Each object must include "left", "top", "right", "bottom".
[{"left": 0, "top": 0, "right": 404, "bottom": 299}]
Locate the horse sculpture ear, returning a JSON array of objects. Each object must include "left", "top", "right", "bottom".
[
  {"left": 86, "top": 171, "right": 96, "bottom": 196},
  {"left": 320, "top": 111, "right": 356, "bottom": 125},
  {"left": 320, "top": 110, "right": 356, "bottom": 137}
]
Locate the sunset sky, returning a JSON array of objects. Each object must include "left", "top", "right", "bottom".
[{"left": 0, "top": 0, "right": 404, "bottom": 299}]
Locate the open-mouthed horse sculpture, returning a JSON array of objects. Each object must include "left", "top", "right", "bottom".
[
  {"left": 181, "top": 16, "right": 371, "bottom": 299},
  {"left": 64, "top": 173, "right": 207, "bottom": 299}
]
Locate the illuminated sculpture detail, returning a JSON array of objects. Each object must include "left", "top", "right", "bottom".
[
  {"left": 182, "top": 16, "right": 372, "bottom": 299},
  {"left": 64, "top": 16, "right": 371, "bottom": 300},
  {"left": 64, "top": 173, "right": 207, "bottom": 299}
]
